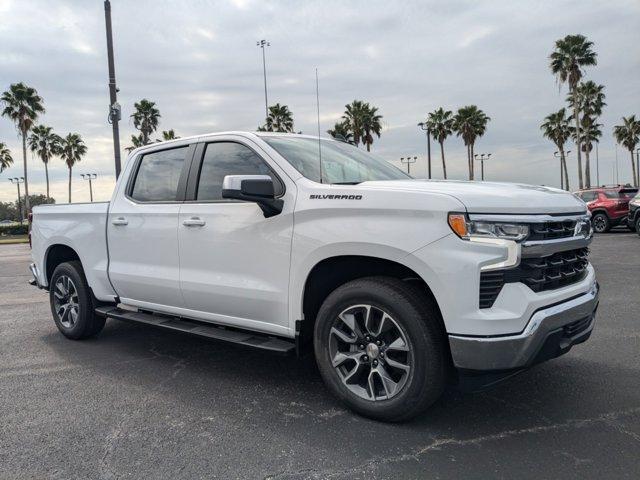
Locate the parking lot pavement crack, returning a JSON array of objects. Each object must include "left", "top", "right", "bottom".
[{"left": 262, "top": 406, "right": 640, "bottom": 479}]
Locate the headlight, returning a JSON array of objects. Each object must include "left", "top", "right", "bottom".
[{"left": 448, "top": 213, "right": 529, "bottom": 241}]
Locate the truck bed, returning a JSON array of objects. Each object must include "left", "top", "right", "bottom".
[{"left": 30, "top": 202, "right": 117, "bottom": 301}]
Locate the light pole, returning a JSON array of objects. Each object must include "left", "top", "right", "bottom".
[
  {"left": 400, "top": 156, "right": 417, "bottom": 175},
  {"left": 104, "top": 0, "right": 122, "bottom": 178},
  {"left": 474, "top": 153, "right": 491, "bottom": 181},
  {"left": 417, "top": 122, "right": 432, "bottom": 179},
  {"left": 9, "top": 177, "right": 24, "bottom": 222},
  {"left": 257, "top": 39, "right": 270, "bottom": 121},
  {"left": 554, "top": 151, "right": 563, "bottom": 190},
  {"left": 80, "top": 173, "right": 98, "bottom": 202},
  {"left": 635, "top": 148, "right": 640, "bottom": 187}
]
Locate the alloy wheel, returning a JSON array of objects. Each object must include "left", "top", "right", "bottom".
[
  {"left": 329, "top": 304, "right": 412, "bottom": 401},
  {"left": 53, "top": 275, "right": 80, "bottom": 328},
  {"left": 593, "top": 215, "right": 607, "bottom": 233}
]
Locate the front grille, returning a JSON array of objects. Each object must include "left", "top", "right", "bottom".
[
  {"left": 479, "top": 247, "right": 589, "bottom": 308},
  {"left": 526, "top": 220, "right": 577, "bottom": 241}
]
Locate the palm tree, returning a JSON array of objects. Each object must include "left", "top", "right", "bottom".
[
  {"left": 361, "top": 104, "right": 383, "bottom": 152},
  {"left": 541, "top": 109, "right": 572, "bottom": 190},
  {"left": 577, "top": 116, "right": 602, "bottom": 189},
  {"left": 131, "top": 99, "right": 161, "bottom": 144},
  {"left": 28, "top": 125, "right": 60, "bottom": 198},
  {"left": 453, "top": 106, "right": 490, "bottom": 180},
  {"left": 0, "top": 142, "right": 13, "bottom": 173},
  {"left": 1, "top": 82, "right": 45, "bottom": 213},
  {"left": 549, "top": 34, "right": 597, "bottom": 189},
  {"left": 125, "top": 134, "right": 145, "bottom": 153},
  {"left": 158, "top": 129, "right": 179, "bottom": 141},
  {"left": 327, "top": 120, "right": 353, "bottom": 143},
  {"left": 342, "top": 100, "right": 368, "bottom": 147},
  {"left": 568, "top": 81, "right": 606, "bottom": 187},
  {"left": 258, "top": 103, "right": 294, "bottom": 132},
  {"left": 613, "top": 115, "right": 640, "bottom": 187},
  {"left": 59, "top": 133, "right": 87, "bottom": 203},
  {"left": 425, "top": 107, "right": 454, "bottom": 179}
]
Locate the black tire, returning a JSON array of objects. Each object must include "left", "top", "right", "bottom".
[
  {"left": 591, "top": 213, "right": 610, "bottom": 233},
  {"left": 313, "top": 277, "right": 446, "bottom": 422},
  {"left": 629, "top": 217, "right": 637, "bottom": 232},
  {"left": 636, "top": 217, "right": 640, "bottom": 236},
  {"left": 49, "top": 261, "right": 105, "bottom": 339}
]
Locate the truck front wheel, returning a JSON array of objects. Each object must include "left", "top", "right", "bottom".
[
  {"left": 49, "top": 261, "right": 105, "bottom": 339},
  {"left": 313, "top": 277, "right": 446, "bottom": 422}
]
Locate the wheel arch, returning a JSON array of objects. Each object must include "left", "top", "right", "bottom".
[
  {"left": 45, "top": 243, "right": 82, "bottom": 285},
  {"left": 296, "top": 253, "right": 446, "bottom": 355}
]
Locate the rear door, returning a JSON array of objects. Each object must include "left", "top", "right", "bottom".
[
  {"left": 177, "top": 137, "right": 295, "bottom": 335},
  {"left": 107, "top": 143, "right": 194, "bottom": 309}
]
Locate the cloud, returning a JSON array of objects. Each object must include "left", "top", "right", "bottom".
[{"left": 0, "top": 0, "right": 639, "bottom": 204}]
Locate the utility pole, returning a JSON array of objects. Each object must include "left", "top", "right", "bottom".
[
  {"left": 9, "top": 177, "right": 24, "bottom": 223},
  {"left": 104, "top": 0, "right": 122, "bottom": 178},
  {"left": 400, "top": 156, "right": 417, "bottom": 176},
  {"left": 257, "top": 39, "right": 270, "bottom": 121},
  {"left": 596, "top": 143, "right": 600, "bottom": 187},
  {"left": 80, "top": 173, "right": 97, "bottom": 202},
  {"left": 417, "top": 123, "right": 432, "bottom": 179}
]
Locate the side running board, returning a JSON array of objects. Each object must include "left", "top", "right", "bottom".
[{"left": 95, "top": 306, "right": 295, "bottom": 355}]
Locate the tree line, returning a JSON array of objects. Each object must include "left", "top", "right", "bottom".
[
  {"left": 542, "top": 34, "right": 640, "bottom": 190},
  {"left": 2, "top": 33, "right": 639, "bottom": 212}
]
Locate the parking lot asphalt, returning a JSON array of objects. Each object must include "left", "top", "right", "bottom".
[{"left": 1, "top": 232, "right": 639, "bottom": 479}]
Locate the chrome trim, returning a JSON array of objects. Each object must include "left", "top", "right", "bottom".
[
  {"left": 222, "top": 174, "right": 272, "bottom": 191},
  {"left": 468, "top": 213, "right": 588, "bottom": 223},
  {"left": 449, "top": 281, "right": 599, "bottom": 371},
  {"left": 521, "top": 236, "right": 592, "bottom": 257}
]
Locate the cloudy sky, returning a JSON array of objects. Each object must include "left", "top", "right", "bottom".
[{"left": 0, "top": 0, "right": 639, "bottom": 203}]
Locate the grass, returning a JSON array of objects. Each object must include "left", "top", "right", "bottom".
[{"left": 0, "top": 234, "right": 29, "bottom": 244}]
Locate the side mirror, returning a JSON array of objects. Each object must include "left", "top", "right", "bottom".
[{"left": 221, "top": 175, "right": 284, "bottom": 218}]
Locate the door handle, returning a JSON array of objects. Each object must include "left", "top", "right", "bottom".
[
  {"left": 183, "top": 217, "right": 206, "bottom": 227},
  {"left": 112, "top": 217, "right": 128, "bottom": 226}
]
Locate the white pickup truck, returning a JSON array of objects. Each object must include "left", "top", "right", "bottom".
[{"left": 29, "top": 132, "right": 599, "bottom": 421}]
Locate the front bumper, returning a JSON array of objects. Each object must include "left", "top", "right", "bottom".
[{"left": 448, "top": 281, "right": 599, "bottom": 371}]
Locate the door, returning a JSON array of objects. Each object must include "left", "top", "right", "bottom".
[
  {"left": 178, "top": 140, "right": 294, "bottom": 334},
  {"left": 108, "top": 144, "right": 192, "bottom": 309}
]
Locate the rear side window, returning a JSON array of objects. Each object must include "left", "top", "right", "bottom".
[
  {"left": 196, "top": 142, "right": 283, "bottom": 201},
  {"left": 130, "top": 147, "right": 187, "bottom": 202}
]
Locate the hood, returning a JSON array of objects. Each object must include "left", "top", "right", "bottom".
[{"left": 359, "top": 179, "right": 586, "bottom": 215}]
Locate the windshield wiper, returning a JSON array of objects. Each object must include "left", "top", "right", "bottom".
[{"left": 331, "top": 181, "right": 361, "bottom": 185}]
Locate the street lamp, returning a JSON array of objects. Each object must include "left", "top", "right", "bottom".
[
  {"left": 9, "top": 177, "right": 25, "bottom": 222},
  {"left": 474, "top": 153, "right": 491, "bottom": 181},
  {"left": 554, "top": 151, "right": 563, "bottom": 190},
  {"left": 417, "top": 122, "right": 432, "bottom": 179},
  {"left": 256, "top": 39, "right": 270, "bottom": 121},
  {"left": 80, "top": 173, "right": 98, "bottom": 202},
  {"left": 400, "top": 156, "right": 417, "bottom": 175}
]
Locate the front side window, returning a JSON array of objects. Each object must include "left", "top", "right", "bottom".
[
  {"left": 130, "top": 147, "right": 187, "bottom": 201},
  {"left": 262, "top": 136, "right": 409, "bottom": 184},
  {"left": 196, "top": 142, "right": 282, "bottom": 201}
]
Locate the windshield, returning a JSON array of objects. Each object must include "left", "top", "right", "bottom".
[{"left": 262, "top": 136, "right": 410, "bottom": 183}]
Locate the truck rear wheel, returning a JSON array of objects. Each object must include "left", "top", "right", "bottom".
[
  {"left": 313, "top": 277, "right": 446, "bottom": 422},
  {"left": 49, "top": 261, "right": 105, "bottom": 339}
]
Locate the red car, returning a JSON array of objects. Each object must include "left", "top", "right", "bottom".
[{"left": 575, "top": 186, "right": 638, "bottom": 233}]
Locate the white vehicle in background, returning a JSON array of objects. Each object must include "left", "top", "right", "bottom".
[{"left": 29, "top": 132, "right": 598, "bottom": 421}]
